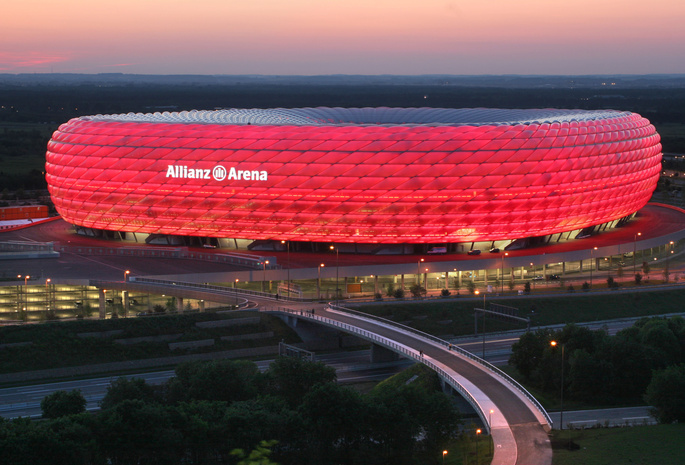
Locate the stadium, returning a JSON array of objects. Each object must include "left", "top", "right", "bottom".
[{"left": 45, "top": 107, "right": 662, "bottom": 252}]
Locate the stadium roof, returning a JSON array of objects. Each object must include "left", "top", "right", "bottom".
[{"left": 84, "top": 107, "right": 633, "bottom": 127}]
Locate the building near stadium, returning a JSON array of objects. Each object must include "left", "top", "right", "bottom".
[{"left": 45, "top": 107, "right": 662, "bottom": 251}]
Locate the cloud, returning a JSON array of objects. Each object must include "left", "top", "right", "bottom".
[{"left": 0, "top": 52, "right": 70, "bottom": 71}]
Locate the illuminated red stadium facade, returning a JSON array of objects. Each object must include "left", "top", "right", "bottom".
[{"left": 46, "top": 108, "right": 662, "bottom": 245}]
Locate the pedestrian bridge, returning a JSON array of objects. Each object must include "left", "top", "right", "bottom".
[
  {"left": 90, "top": 278, "right": 552, "bottom": 465},
  {"left": 261, "top": 303, "right": 553, "bottom": 465}
]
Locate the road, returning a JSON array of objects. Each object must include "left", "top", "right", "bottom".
[{"left": 0, "top": 350, "right": 412, "bottom": 419}]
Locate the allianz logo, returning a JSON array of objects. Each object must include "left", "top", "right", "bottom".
[{"left": 165, "top": 165, "right": 268, "bottom": 182}]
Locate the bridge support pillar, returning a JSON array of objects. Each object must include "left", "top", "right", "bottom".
[
  {"left": 98, "top": 289, "right": 106, "bottom": 319},
  {"left": 370, "top": 343, "right": 400, "bottom": 363},
  {"left": 198, "top": 300, "right": 205, "bottom": 312},
  {"left": 374, "top": 275, "right": 379, "bottom": 295},
  {"left": 400, "top": 274, "right": 405, "bottom": 290},
  {"left": 177, "top": 297, "right": 184, "bottom": 313}
]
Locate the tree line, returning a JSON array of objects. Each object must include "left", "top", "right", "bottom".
[
  {"left": 0, "top": 357, "right": 461, "bottom": 465},
  {"left": 509, "top": 316, "right": 685, "bottom": 423}
]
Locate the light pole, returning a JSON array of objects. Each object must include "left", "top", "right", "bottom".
[
  {"left": 44, "top": 278, "right": 51, "bottom": 313},
  {"left": 442, "top": 450, "right": 448, "bottom": 465},
  {"left": 475, "top": 428, "right": 481, "bottom": 465},
  {"left": 330, "top": 245, "right": 339, "bottom": 304},
  {"left": 633, "top": 232, "right": 642, "bottom": 273},
  {"left": 590, "top": 247, "right": 597, "bottom": 287},
  {"left": 317, "top": 263, "right": 325, "bottom": 300},
  {"left": 22, "top": 275, "right": 30, "bottom": 314},
  {"left": 234, "top": 279, "right": 239, "bottom": 307},
  {"left": 281, "top": 240, "right": 290, "bottom": 298},
  {"left": 500, "top": 252, "right": 508, "bottom": 293},
  {"left": 551, "top": 340, "right": 565, "bottom": 430},
  {"left": 124, "top": 270, "right": 130, "bottom": 282},
  {"left": 262, "top": 260, "right": 269, "bottom": 293},
  {"left": 417, "top": 258, "right": 424, "bottom": 286}
]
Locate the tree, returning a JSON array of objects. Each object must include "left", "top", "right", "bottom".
[
  {"left": 635, "top": 272, "right": 643, "bottom": 285},
  {"left": 509, "top": 329, "right": 554, "bottom": 381},
  {"left": 616, "top": 265, "right": 624, "bottom": 279},
  {"left": 41, "top": 390, "right": 86, "bottom": 419},
  {"left": 466, "top": 280, "right": 476, "bottom": 295},
  {"left": 231, "top": 440, "right": 280, "bottom": 465},
  {"left": 524, "top": 281, "right": 531, "bottom": 295},
  {"left": 581, "top": 281, "right": 590, "bottom": 292},
  {"left": 265, "top": 357, "right": 336, "bottom": 408},
  {"left": 173, "top": 359, "right": 261, "bottom": 404},
  {"left": 440, "top": 288, "right": 451, "bottom": 297},
  {"left": 393, "top": 287, "right": 405, "bottom": 299},
  {"left": 663, "top": 261, "right": 670, "bottom": 283},
  {"left": 298, "top": 382, "right": 368, "bottom": 463},
  {"left": 508, "top": 279, "right": 515, "bottom": 291},
  {"left": 409, "top": 284, "right": 426, "bottom": 298},
  {"left": 385, "top": 282, "right": 395, "bottom": 297},
  {"left": 100, "top": 377, "right": 156, "bottom": 410},
  {"left": 642, "top": 261, "right": 650, "bottom": 280},
  {"left": 644, "top": 364, "right": 685, "bottom": 423},
  {"left": 166, "top": 296, "right": 177, "bottom": 312}
]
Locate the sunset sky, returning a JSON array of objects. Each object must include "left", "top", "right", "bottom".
[{"left": 2, "top": 0, "right": 684, "bottom": 75}]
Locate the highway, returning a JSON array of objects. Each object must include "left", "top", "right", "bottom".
[{"left": 0, "top": 350, "right": 412, "bottom": 419}]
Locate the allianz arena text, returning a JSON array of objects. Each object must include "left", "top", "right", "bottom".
[{"left": 45, "top": 107, "right": 662, "bottom": 244}]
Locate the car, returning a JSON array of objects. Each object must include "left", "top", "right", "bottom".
[
  {"left": 549, "top": 274, "right": 560, "bottom": 280},
  {"left": 489, "top": 247, "right": 500, "bottom": 253},
  {"left": 467, "top": 249, "right": 481, "bottom": 255},
  {"left": 202, "top": 244, "right": 216, "bottom": 249},
  {"left": 532, "top": 275, "right": 544, "bottom": 281}
]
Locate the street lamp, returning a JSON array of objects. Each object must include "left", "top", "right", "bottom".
[
  {"left": 234, "top": 279, "right": 239, "bottom": 307},
  {"left": 475, "top": 428, "right": 482, "bottom": 464},
  {"left": 442, "top": 450, "right": 448, "bottom": 465},
  {"left": 550, "top": 340, "right": 565, "bottom": 430},
  {"left": 317, "top": 263, "right": 325, "bottom": 300},
  {"left": 417, "top": 258, "right": 424, "bottom": 287},
  {"left": 633, "top": 232, "right": 642, "bottom": 273},
  {"left": 262, "top": 260, "right": 269, "bottom": 292},
  {"left": 590, "top": 247, "right": 597, "bottom": 287},
  {"left": 281, "top": 240, "right": 290, "bottom": 298},
  {"left": 501, "top": 252, "right": 508, "bottom": 293},
  {"left": 330, "top": 245, "right": 339, "bottom": 304},
  {"left": 124, "top": 270, "right": 130, "bottom": 282},
  {"left": 44, "top": 278, "right": 51, "bottom": 313},
  {"left": 22, "top": 275, "right": 30, "bottom": 314}
]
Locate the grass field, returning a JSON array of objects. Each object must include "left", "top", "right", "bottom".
[{"left": 551, "top": 424, "right": 685, "bottom": 465}]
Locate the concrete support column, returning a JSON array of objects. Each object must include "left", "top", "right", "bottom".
[
  {"left": 344, "top": 277, "right": 348, "bottom": 298},
  {"left": 423, "top": 272, "right": 428, "bottom": 289},
  {"left": 458, "top": 270, "right": 463, "bottom": 287},
  {"left": 400, "top": 274, "right": 405, "bottom": 290},
  {"left": 445, "top": 271, "right": 450, "bottom": 289},
  {"left": 520, "top": 266, "right": 525, "bottom": 280},
  {"left": 374, "top": 275, "right": 379, "bottom": 295},
  {"left": 98, "top": 289, "right": 106, "bottom": 319},
  {"left": 177, "top": 297, "right": 184, "bottom": 313},
  {"left": 562, "top": 261, "right": 566, "bottom": 277},
  {"left": 543, "top": 263, "right": 548, "bottom": 279},
  {"left": 198, "top": 300, "right": 205, "bottom": 312},
  {"left": 122, "top": 291, "right": 129, "bottom": 318},
  {"left": 484, "top": 269, "right": 489, "bottom": 285}
]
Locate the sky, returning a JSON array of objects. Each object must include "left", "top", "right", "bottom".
[{"left": 2, "top": 0, "right": 685, "bottom": 75}]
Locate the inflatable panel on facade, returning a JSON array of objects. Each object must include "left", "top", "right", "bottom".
[{"left": 45, "top": 108, "right": 662, "bottom": 243}]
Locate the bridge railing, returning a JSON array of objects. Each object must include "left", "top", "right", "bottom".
[
  {"left": 265, "top": 306, "right": 486, "bottom": 426},
  {"left": 327, "top": 303, "right": 552, "bottom": 429}
]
